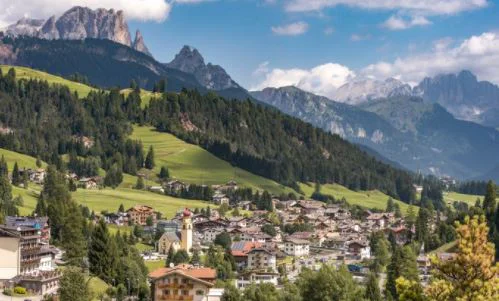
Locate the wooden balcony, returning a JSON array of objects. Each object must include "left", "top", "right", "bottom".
[
  {"left": 157, "top": 283, "right": 194, "bottom": 290},
  {"left": 157, "top": 295, "right": 194, "bottom": 301}
]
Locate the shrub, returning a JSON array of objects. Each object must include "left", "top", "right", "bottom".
[
  {"left": 14, "top": 286, "right": 26, "bottom": 295},
  {"left": 3, "top": 288, "right": 13, "bottom": 296}
]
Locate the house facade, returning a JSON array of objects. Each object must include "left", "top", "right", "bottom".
[
  {"left": 127, "top": 205, "right": 156, "bottom": 226},
  {"left": 284, "top": 238, "right": 310, "bottom": 257},
  {"left": 149, "top": 264, "right": 219, "bottom": 301}
]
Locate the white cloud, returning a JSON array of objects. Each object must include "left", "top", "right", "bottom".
[
  {"left": 350, "top": 34, "right": 371, "bottom": 42},
  {"left": 382, "top": 15, "right": 431, "bottom": 30},
  {"left": 362, "top": 32, "right": 499, "bottom": 85},
  {"left": 271, "top": 21, "right": 309, "bottom": 36},
  {"left": 252, "top": 61, "right": 270, "bottom": 77},
  {"left": 252, "top": 63, "right": 356, "bottom": 98},
  {"left": 324, "top": 26, "right": 334, "bottom": 35},
  {"left": 285, "top": 0, "right": 488, "bottom": 16},
  {"left": 0, "top": 0, "right": 174, "bottom": 27}
]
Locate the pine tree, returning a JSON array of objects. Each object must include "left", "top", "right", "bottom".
[
  {"left": 135, "top": 176, "right": 145, "bottom": 190},
  {"left": 145, "top": 146, "right": 155, "bottom": 169},
  {"left": 11, "top": 162, "right": 21, "bottom": 186},
  {"left": 483, "top": 180, "right": 497, "bottom": 228},
  {"left": 88, "top": 219, "right": 118, "bottom": 282},
  {"left": 0, "top": 155, "right": 8, "bottom": 176},
  {"left": 59, "top": 267, "right": 90, "bottom": 301},
  {"left": 118, "top": 204, "right": 125, "bottom": 213},
  {"left": 386, "top": 198, "right": 395, "bottom": 212},
  {"left": 166, "top": 245, "right": 175, "bottom": 266},
  {"left": 62, "top": 202, "right": 88, "bottom": 265},
  {"left": 159, "top": 165, "right": 169, "bottom": 179},
  {"left": 365, "top": 272, "right": 382, "bottom": 301},
  {"left": 36, "top": 156, "right": 42, "bottom": 168}
]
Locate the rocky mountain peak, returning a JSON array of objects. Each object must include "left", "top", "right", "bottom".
[
  {"left": 3, "top": 17, "right": 45, "bottom": 37},
  {"left": 169, "top": 45, "right": 206, "bottom": 74},
  {"left": 132, "top": 30, "right": 152, "bottom": 57},
  {"left": 166, "top": 45, "right": 240, "bottom": 90},
  {"left": 334, "top": 77, "right": 412, "bottom": 105},
  {"left": 53, "top": 6, "right": 131, "bottom": 46}
]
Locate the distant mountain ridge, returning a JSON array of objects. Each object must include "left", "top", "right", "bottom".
[
  {"left": 2, "top": 6, "right": 152, "bottom": 57},
  {"left": 334, "top": 78, "right": 412, "bottom": 105},
  {"left": 251, "top": 86, "right": 499, "bottom": 179},
  {"left": 333, "top": 70, "right": 499, "bottom": 128}
]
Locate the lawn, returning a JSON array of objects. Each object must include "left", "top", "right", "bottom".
[
  {"left": 0, "top": 65, "right": 96, "bottom": 98},
  {"left": 443, "top": 192, "right": 483, "bottom": 206},
  {"left": 299, "top": 182, "right": 412, "bottom": 213},
  {"left": 145, "top": 260, "right": 165, "bottom": 273},
  {"left": 120, "top": 88, "right": 162, "bottom": 108},
  {"left": 72, "top": 187, "right": 211, "bottom": 219},
  {"left": 0, "top": 148, "right": 46, "bottom": 170},
  {"left": 12, "top": 185, "right": 41, "bottom": 215},
  {"left": 87, "top": 276, "right": 110, "bottom": 300},
  {"left": 130, "top": 125, "right": 296, "bottom": 195}
]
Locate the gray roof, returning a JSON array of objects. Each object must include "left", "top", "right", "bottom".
[{"left": 160, "top": 232, "right": 180, "bottom": 242}]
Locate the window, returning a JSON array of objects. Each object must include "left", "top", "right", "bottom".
[
  {"left": 182, "top": 290, "right": 189, "bottom": 296},
  {"left": 196, "top": 290, "right": 205, "bottom": 295},
  {"left": 164, "top": 289, "right": 170, "bottom": 295}
]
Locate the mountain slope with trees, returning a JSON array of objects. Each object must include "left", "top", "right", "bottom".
[{"left": 0, "top": 67, "right": 416, "bottom": 203}]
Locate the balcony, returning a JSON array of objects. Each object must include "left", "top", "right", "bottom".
[
  {"left": 157, "top": 295, "right": 194, "bottom": 301},
  {"left": 157, "top": 283, "right": 194, "bottom": 290}
]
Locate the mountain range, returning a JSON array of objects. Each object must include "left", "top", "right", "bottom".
[
  {"left": 1, "top": 5, "right": 498, "bottom": 182},
  {"left": 250, "top": 87, "right": 499, "bottom": 181},
  {"left": 334, "top": 71, "right": 499, "bottom": 128}
]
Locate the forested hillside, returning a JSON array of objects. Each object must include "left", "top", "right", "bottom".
[{"left": 0, "top": 68, "right": 415, "bottom": 203}]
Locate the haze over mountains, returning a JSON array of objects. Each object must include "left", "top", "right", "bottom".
[{"left": 1, "top": 5, "right": 498, "bottom": 182}]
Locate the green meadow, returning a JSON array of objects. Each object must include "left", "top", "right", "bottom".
[
  {"left": 0, "top": 65, "right": 96, "bottom": 97},
  {"left": 130, "top": 125, "right": 296, "bottom": 195},
  {"left": 299, "top": 182, "right": 412, "bottom": 213}
]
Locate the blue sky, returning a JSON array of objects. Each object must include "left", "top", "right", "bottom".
[
  {"left": 124, "top": 0, "right": 499, "bottom": 92},
  {"left": 3, "top": 0, "right": 499, "bottom": 97}
]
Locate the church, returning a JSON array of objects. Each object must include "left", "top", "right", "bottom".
[{"left": 158, "top": 208, "right": 193, "bottom": 254}]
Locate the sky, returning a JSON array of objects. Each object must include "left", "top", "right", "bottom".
[{"left": 1, "top": 0, "right": 499, "bottom": 99}]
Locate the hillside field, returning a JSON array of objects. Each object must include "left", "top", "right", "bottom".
[
  {"left": 0, "top": 148, "right": 46, "bottom": 170},
  {"left": 130, "top": 125, "right": 296, "bottom": 195},
  {"left": 0, "top": 65, "right": 96, "bottom": 97},
  {"left": 443, "top": 191, "right": 491, "bottom": 207},
  {"left": 299, "top": 182, "right": 412, "bottom": 213}
]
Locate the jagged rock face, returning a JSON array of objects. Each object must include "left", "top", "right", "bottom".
[
  {"left": 4, "top": 18, "right": 45, "bottom": 37},
  {"left": 39, "top": 16, "right": 59, "bottom": 39},
  {"left": 132, "top": 30, "right": 152, "bottom": 57},
  {"left": 2, "top": 6, "right": 152, "bottom": 56},
  {"left": 53, "top": 6, "right": 131, "bottom": 46},
  {"left": 167, "top": 45, "right": 240, "bottom": 90},
  {"left": 414, "top": 70, "right": 499, "bottom": 124},
  {"left": 334, "top": 78, "right": 412, "bottom": 105}
]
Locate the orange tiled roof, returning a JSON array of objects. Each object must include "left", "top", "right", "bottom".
[{"left": 149, "top": 264, "right": 216, "bottom": 281}]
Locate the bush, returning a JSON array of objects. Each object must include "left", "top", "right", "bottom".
[
  {"left": 14, "top": 286, "right": 26, "bottom": 294},
  {"left": 3, "top": 288, "right": 13, "bottom": 296}
]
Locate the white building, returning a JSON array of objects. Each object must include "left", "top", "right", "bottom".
[
  {"left": 284, "top": 238, "right": 310, "bottom": 257},
  {"left": 246, "top": 248, "right": 277, "bottom": 271},
  {"left": 0, "top": 228, "right": 21, "bottom": 282},
  {"left": 236, "top": 272, "right": 279, "bottom": 289}
]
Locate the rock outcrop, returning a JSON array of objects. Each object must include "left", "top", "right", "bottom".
[{"left": 166, "top": 45, "right": 240, "bottom": 90}]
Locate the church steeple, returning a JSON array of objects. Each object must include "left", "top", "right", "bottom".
[{"left": 181, "top": 208, "right": 193, "bottom": 253}]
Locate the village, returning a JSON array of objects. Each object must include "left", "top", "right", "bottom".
[{"left": 1, "top": 163, "right": 450, "bottom": 301}]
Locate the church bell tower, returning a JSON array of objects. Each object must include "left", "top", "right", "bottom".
[{"left": 181, "top": 208, "right": 193, "bottom": 252}]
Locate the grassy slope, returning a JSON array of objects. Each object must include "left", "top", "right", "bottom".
[
  {"left": 2, "top": 148, "right": 211, "bottom": 218},
  {"left": 0, "top": 65, "right": 96, "bottom": 97},
  {"left": 443, "top": 192, "right": 483, "bottom": 206},
  {"left": 130, "top": 125, "right": 296, "bottom": 195},
  {"left": 0, "top": 148, "right": 46, "bottom": 170},
  {"left": 299, "top": 182, "right": 411, "bottom": 213},
  {"left": 120, "top": 88, "right": 161, "bottom": 108}
]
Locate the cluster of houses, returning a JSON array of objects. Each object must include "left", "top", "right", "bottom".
[
  {"left": 140, "top": 197, "right": 420, "bottom": 301},
  {"left": 0, "top": 216, "right": 62, "bottom": 296}
]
